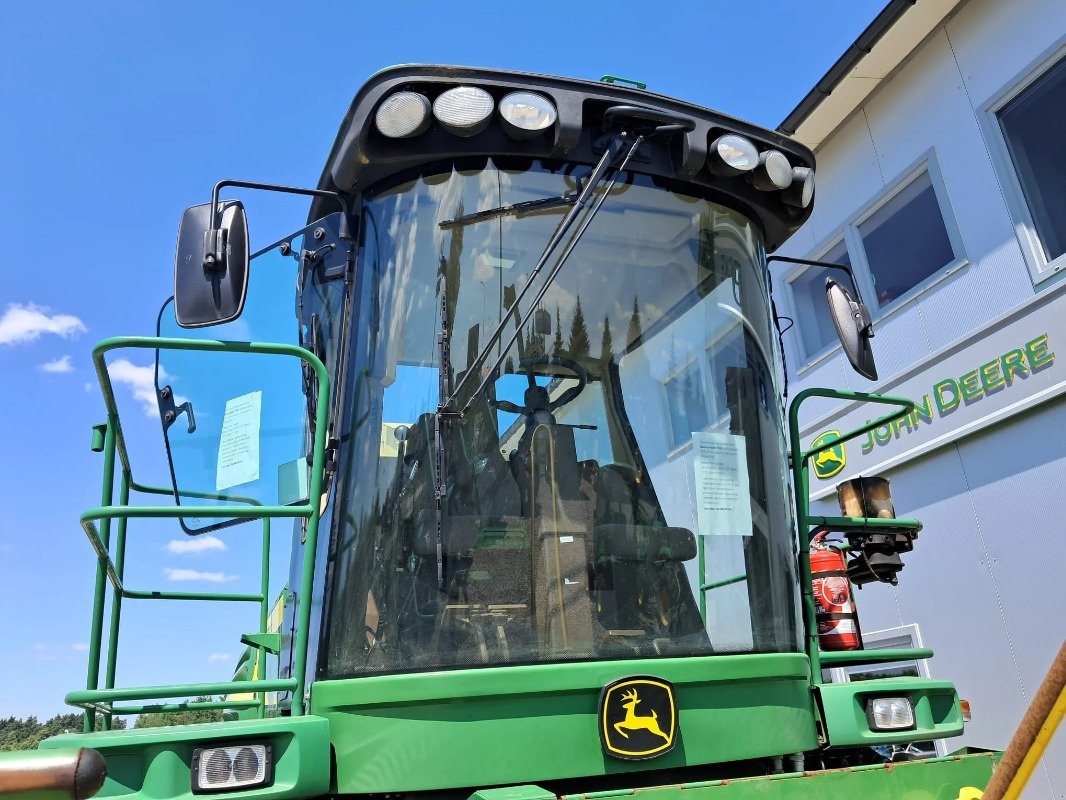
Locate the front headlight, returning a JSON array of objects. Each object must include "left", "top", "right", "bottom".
[
  {"left": 866, "top": 697, "right": 916, "bottom": 731},
  {"left": 374, "top": 91, "right": 432, "bottom": 139},
  {"left": 192, "top": 743, "right": 272, "bottom": 793},
  {"left": 498, "top": 91, "right": 557, "bottom": 138},
  {"left": 433, "top": 86, "right": 495, "bottom": 137},
  {"left": 751, "top": 149, "right": 793, "bottom": 191},
  {"left": 707, "top": 134, "right": 759, "bottom": 176}
]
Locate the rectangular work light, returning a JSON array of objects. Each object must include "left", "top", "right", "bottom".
[
  {"left": 866, "top": 697, "right": 916, "bottom": 731},
  {"left": 191, "top": 743, "right": 272, "bottom": 793}
]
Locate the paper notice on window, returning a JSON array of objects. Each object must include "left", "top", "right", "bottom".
[
  {"left": 692, "top": 431, "right": 752, "bottom": 536},
  {"left": 216, "top": 391, "right": 262, "bottom": 491}
]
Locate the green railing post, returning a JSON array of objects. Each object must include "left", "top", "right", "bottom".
[
  {"left": 84, "top": 420, "right": 116, "bottom": 733},
  {"left": 258, "top": 519, "right": 271, "bottom": 718},
  {"left": 68, "top": 336, "right": 329, "bottom": 722},
  {"left": 787, "top": 388, "right": 915, "bottom": 684},
  {"left": 100, "top": 469, "right": 131, "bottom": 730}
]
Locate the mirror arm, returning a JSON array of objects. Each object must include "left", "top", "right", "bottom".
[
  {"left": 766, "top": 255, "right": 869, "bottom": 309},
  {"left": 205, "top": 180, "right": 355, "bottom": 267}
]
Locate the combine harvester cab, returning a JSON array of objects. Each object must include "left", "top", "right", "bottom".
[{"left": 0, "top": 66, "right": 1014, "bottom": 800}]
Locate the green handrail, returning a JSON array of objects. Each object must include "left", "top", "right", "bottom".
[
  {"left": 787, "top": 388, "right": 916, "bottom": 683},
  {"left": 73, "top": 336, "right": 329, "bottom": 731}
]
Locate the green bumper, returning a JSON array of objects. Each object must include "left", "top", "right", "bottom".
[{"left": 36, "top": 716, "right": 330, "bottom": 800}]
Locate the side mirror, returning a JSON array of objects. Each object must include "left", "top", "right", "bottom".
[
  {"left": 174, "top": 200, "right": 249, "bottom": 328},
  {"left": 826, "top": 278, "right": 877, "bottom": 381}
]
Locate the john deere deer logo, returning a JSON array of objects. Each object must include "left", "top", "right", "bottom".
[
  {"left": 810, "top": 430, "right": 846, "bottom": 480},
  {"left": 599, "top": 677, "right": 677, "bottom": 760}
]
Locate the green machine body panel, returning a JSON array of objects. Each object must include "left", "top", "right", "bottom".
[
  {"left": 311, "top": 655, "right": 817, "bottom": 794},
  {"left": 38, "top": 717, "right": 330, "bottom": 800}
]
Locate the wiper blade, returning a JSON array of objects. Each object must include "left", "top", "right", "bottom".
[
  {"left": 443, "top": 130, "right": 645, "bottom": 414},
  {"left": 439, "top": 193, "right": 577, "bottom": 229}
]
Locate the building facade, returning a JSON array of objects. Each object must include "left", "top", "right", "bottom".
[{"left": 773, "top": 0, "right": 1065, "bottom": 794}]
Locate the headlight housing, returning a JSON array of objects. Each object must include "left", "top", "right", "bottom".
[
  {"left": 433, "top": 86, "right": 495, "bottom": 136},
  {"left": 751, "top": 149, "right": 793, "bottom": 191},
  {"left": 866, "top": 697, "right": 916, "bottom": 731},
  {"left": 192, "top": 743, "right": 272, "bottom": 793},
  {"left": 707, "top": 134, "right": 759, "bottom": 176},
  {"left": 374, "top": 91, "right": 432, "bottom": 139},
  {"left": 498, "top": 91, "right": 557, "bottom": 138}
]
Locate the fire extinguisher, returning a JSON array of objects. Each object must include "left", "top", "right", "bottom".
[{"left": 810, "top": 531, "right": 861, "bottom": 651}]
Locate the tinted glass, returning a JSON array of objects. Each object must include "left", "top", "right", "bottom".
[
  {"left": 665, "top": 360, "right": 709, "bottom": 450},
  {"left": 323, "top": 160, "right": 801, "bottom": 678},
  {"left": 789, "top": 240, "right": 856, "bottom": 358},
  {"left": 859, "top": 171, "right": 954, "bottom": 307},
  {"left": 999, "top": 56, "right": 1066, "bottom": 262}
]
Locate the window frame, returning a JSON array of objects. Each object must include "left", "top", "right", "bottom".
[
  {"left": 979, "top": 39, "right": 1066, "bottom": 286},
  {"left": 784, "top": 152, "right": 968, "bottom": 372}
]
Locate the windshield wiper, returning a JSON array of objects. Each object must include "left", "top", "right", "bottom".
[
  {"left": 441, "top": 130, "right": 644, "bottom": 415},
  {"left": 439, "top": 193, "right": 578, "bottom": 229}
]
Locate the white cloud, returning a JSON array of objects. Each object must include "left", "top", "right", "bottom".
[
  {"left": 41, "top": 355, "right": 73, "bottom": 373},
  {"left": 72, "top": 643, "right": 89, "bottom": 652},
  {"left": 108, "top": 358, "right": 160, "bottom": 416},
  {"left": 165, "top": 535, "right": 226, "bottom": 555},
  {"left": 0, "top": 303, "right": 86, "bottom": 346},
  {"left": 164, "top": 568, "right": 238, "bottom": 583},
  {"left": 207, "top": 653, "right": 232, "bottom": 663}
]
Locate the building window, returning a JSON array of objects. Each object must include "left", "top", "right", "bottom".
[
  {"left": 787, "top": 240, "right": 859, "bottom": 359},
  {"left": 705, "top": 325, "right": 747, "bottom": 423},
  {"left": 784, "top": 156, "right": 965, "bottom": 368},
  {"left": 857, "top": 171, "right": 956, "bottom": 308},
  {"left": 997, "top": 54, "right": 1066, "bottom": 267},
  {"left": 664, "top": 359, "right": 709, "bottom": 450}
]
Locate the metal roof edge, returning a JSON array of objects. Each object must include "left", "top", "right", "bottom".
[{"left": 776, "top": 0, "right": 965, "bottom": 148}]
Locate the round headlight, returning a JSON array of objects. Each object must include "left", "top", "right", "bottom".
[
  {"left": 375, "top": 91, "right": 431, "bottom": 139},
  {"left": 782, "top": 167, "right": 815, "bottom": 209},
  {"left": 751, "top": 150, "right": 793, "bottom": 191},
  {"left": 433, "top": 86, "right": 495, "bottom": 137},
  {"left": 498, "top": 91, "right": 557, "bottom": 138},
  {"left": 204, "top": 749, "right": 232, "bottom": 784},
  {"left": 707, "top": 134, "right": 759, "bottom": 175},
  {"left": 232, "top": 747, "right": 261, "bottom": 782}
]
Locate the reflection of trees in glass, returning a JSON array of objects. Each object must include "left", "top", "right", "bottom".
[
  {"left": 626, "top": 295, "right": 643, "bottom": 346},
  {"left": 600, "top": 315, "right": 613, "bottom": 361},
  {"left": 552, "top": 306, "right": 564, "bottom": 355},
  {"left": 568, "top": 296, "right": 590, "bottom": 358}
]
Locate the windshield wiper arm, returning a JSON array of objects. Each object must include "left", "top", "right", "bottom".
[
  {"left": 445, "top": 131, "right": 649, "bottom": 416},
  {"left": 439, "top": 193, "right": 578, "bottom": 229}
]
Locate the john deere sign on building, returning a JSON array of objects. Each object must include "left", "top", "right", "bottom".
[{"left": 803, "top": 283, "right": 1064, "bottom": 499}]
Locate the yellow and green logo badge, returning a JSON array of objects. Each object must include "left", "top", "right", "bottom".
[
  {"left": 810, "top": 430, "right": 846, "bottom": 480},
  {"left": 599, "top": 676, "right": 677, "bottom": 760}
]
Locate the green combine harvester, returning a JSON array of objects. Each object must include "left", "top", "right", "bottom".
[{"left": 0, "top": 66, "right": 1002, "bottom": 799}]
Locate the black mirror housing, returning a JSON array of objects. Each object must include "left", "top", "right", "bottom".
[
  {"left": 174, "top": 200, "right": 249, "bottom": 328},
  {"left": 826, "top": 278, "right": 877, "bottom": 381}
]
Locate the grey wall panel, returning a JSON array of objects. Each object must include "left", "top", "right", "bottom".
[
  {"left": 875, "top": 446, "right": 1025, "bottom": 756},
  {"left": 948, "top": 0, "right": 1066, "bottom": 110},
  {"left": 954, "top": 398, "right": 1066, "bottom": 796}
]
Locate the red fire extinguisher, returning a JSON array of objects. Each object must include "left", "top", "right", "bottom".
[{"left": 810, "top": 531, "right": 861, "bottom": 651}]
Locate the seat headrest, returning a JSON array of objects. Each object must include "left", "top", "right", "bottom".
[{"left": 595, "top": 524, "right": 697, "bottom": 562}]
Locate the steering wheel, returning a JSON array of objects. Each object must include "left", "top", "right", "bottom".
[{"left": 490, "top": 354, "right": 588, "bottom": 416}]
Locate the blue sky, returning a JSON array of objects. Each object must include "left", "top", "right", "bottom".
[{"left": 0, "top": 1, "right": 887, "bottom": 718}]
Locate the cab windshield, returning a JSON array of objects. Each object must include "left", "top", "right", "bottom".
[{"left": 323, "top": 159, "right": 801, "bottom": 677}]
